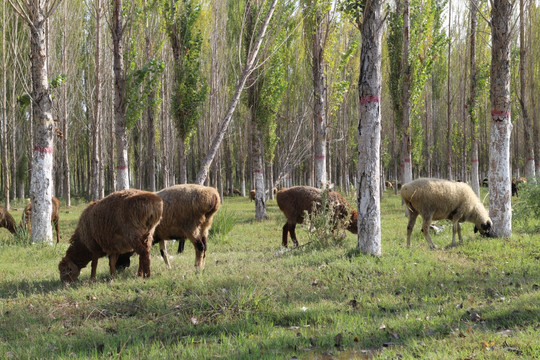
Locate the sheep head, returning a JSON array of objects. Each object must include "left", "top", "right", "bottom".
[
  {"left": 474, "top": 219, "right": 493, "bottom": 238},
  {"left": 59, "top": 257, "right": 81, "bottom": 283},
  {"left": 347, "top": 210, "right": 358, "bottom": 234}
]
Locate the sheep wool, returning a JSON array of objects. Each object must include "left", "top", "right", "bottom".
[
  {"left": 154, "top": 184, "right": 221, "bottom": 269},
  {"left": 401, "top": 178, "right": 492, "bottom": 248},
  {"left": 0, "top": 206, "right": 16, "bottom": 234},
  {"left": 58, "top": 189, "right": 163, "bottom": 283}
]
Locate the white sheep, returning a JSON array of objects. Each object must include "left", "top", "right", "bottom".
[{"left": 400, "top": 178, "right": 492, "bottom": 248}]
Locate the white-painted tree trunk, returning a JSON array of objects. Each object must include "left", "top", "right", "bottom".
[
  {"left": 313, "top": 9, "right": 327, "bottom": 189},
  {"left": 489, "top": 0, "right": 513, "bottom": 238},
  {"left": 112, "top": 0, "right": 129, "bottom": 191},
  {"left": 28, "top": 3, "right": 54, "bottom": 244},
  {"left": 357, "top": 0, "right": 383, "bottom": 256}
]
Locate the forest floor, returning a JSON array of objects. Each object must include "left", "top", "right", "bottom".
[{"left": 0, "top": 190, "right": 538, "bottom": 359}]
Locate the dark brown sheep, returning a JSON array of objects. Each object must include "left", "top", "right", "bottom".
[
  {"left": 58, "top": 189, "right": 163, "bottom": 283},
  {"left": 22, "top": 197, "right": 61, "bottom": 243},
  {"left": 0, "top": 206, "right": 16, "bottom": 234},
  {"left": 276, "top": 186, "right": 358, "bottom": 247},
  {"left": 116, "top": 184, "right": 221, "bottom": 270},
  {"left": 249, "top": 189, "right": 256, "bottom": 201}
]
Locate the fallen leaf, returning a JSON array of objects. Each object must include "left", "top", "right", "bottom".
[
  {"left": 354, "top": 336, "right": 359, "bottom": 342},
  {"left": 379, "top": 323, "right": 386, "bottom": 330},
  {"left": 190, "top": 317, "right": 198, "bottom": 325}
]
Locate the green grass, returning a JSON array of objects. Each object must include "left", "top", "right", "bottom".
[{"left": 0, "top": 192, "right": 538, "bottom": 359}]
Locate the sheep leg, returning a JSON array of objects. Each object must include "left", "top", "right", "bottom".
[
  {"left": 177, "top": 237, "right": 186, "bottom": 253},
  {"left": 54, "top": 220, "right": 60, "bottom": 243},
  {"left": 421, "top": 216, "right": 437, "bottom": 249},
  {"left": 159, "top": 240, "right": 171, "bottom": 268},
  {"left": 289, "top": 223, "right": 299, "bottom": 247},
  {"left": 192, "top": 236, "right": 206, "bottom": 268},
  {"left": 133, "top": 236, "right": 152, "bottom": 278},
  {"left": 90, "top": 257, "right": 99, "bottom": 281},
  {"left": 109, "top": 254, "right": 119, "bottom": 278},
  {"left": 282, "top": 223, "right": 289, "bottom": 247},
  {"left": 457, "top": 223, "right": 463, "bottom": 244},
  {"left": 406, "top": 211, "right": 418, "bottom": 247}
]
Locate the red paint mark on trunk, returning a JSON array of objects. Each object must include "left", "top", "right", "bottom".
[
  {"left": 360, "top": 95, "right": 380, "bottom": 105},
  {"left": 34, "top": 146, "right": 53, "bottom": 154}
]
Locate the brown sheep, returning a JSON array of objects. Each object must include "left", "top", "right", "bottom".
[
  {"left": 58, "top": 189, "right": 163, "bottom": 283},
  {"left": 249, "top": 189, "right": 256, "bottom": 201},
  {"left": 385, "top": 181, "right": 394, "bottom": 190},
  {"left": 22, "top": 197, "right": 61, "bottom": 243},
  {"left": 0, "top": 206, "right": 16, "bottom": 234},
  {"left": 116, "top": 184, "right": 221, "bottom": 270},
  {"left": 401, "top": 178, "right": 492, "bottom": 248},
  {"left": 276, "top": 186, "right": 358, "bottom": 247}
]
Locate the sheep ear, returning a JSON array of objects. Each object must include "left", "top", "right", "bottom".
[{"left": 474, "top": 226, "right": 479, "bottom": 233}]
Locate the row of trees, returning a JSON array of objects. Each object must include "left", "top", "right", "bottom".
[{"left": 0, "top": 0, "right": 535, "bottom": 248}]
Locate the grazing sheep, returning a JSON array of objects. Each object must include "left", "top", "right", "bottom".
[
  {"left": 234, "top": 188, "right": 241, "bottom": 196},
  {"left": 22, "top": 197, "right": 61, "bottom": 243},
  {"left": 400, "top": 178, "right": 492, "bottom": 249},
  {"left": 116, "top": 184, "right": 221, "bottom": 270},
  {"left": 249, "top": 189, "right": 256, "bottom": 201},
  {"left": 58, "top": 189, "right": 163, "bottom": 283},
  {"left": 385, "top": 181, "right": 394, "bottom": 190},
  {"left": 0, "top": 206, "right": 16, "bottom": 234},
  {"left": 276, "top": 186, "right": 358, "bottom": 247}
]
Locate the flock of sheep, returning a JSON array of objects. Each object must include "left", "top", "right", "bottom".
[{"left": 0, "top": 178, "right": 493, "bottom": 283}]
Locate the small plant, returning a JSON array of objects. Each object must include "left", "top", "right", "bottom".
[
  {"left": 12, "top": 225, "right": 32, "bottom": 246},
  {"left": 513, "top": 181, "right": 540, "bottom": 232},
  {"left": 209, "top": 209, "right": 237, "bottom": 244},
  {"left": 303, "top": 189, "right": 348, "bottom": 248}
]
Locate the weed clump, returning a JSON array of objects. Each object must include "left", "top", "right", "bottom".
[{"left": 303, "top": 189, "right": 349, "bottom": 248}]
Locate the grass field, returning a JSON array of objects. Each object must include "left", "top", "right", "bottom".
[{"left": 0, "top": 191, "right": 538, "bottom": 359}]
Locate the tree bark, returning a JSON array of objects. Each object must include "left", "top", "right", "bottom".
[
  {"left": 446, "top": 0, "right": 453, "bottom": 180},
  {"left": 112, "top": 0, "right": 129, "bottom": 190},
  {"left": 489, "top": 0, "right": 513, "bottom": 238},
  {"left": 469, "top": 0, "right": 480, "bottom": 197},
  {"left": 28, "top": 2, "right": 55, "bottom": 244},
  {"left": 520, "top": 0, "right": 535, "bottom": 180},
  {"left": 2, "top": 0, "right": 9, "bottom": 210},
  {"left": 312, "top": 9, "right": 327, "bottom": 189},
  {"left": 92, "top": 0, "right": 103, "bottom": 201},
  {"left": 401, "top": 0, "right": 412, "bottom": 186},
  {"left": 62, "top": 0, "right": 71, "bottom": 206},
  {"left": 357, "top": 0, "right": 383, "bottom": 256}
]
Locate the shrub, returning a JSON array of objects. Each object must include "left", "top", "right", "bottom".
[
  {"left": 303, "top": 189, "right": 348, "bottom": 248},
  {"left": 513, "top": 181, "right": 540, "bottom": 232}
]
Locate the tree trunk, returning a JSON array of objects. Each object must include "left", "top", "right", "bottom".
[
  {"left": 401, "top": 0, "right": 412, "bottom": 187},
  {"left": 178, "top": 140, "right": 187, "bottom": 184},
  {"left": 357, "top": 0, "right": 383, "bottom": 256},
  {"left": 489, "top": 0, "right": 513, "bottom": 238},
  {"left": 520, "top": 0, "right": 535, "bottom": 180},
  {"left": 145, "top": 10, "right": 156, "bottom": 192},
  {"left": 252, "top": 125, "right": 266, "bottom": 220},
  {"left": 313, "top": 9, "right": 327, "bottom": 188},
  {"left": 2, "top": 0, "right": 9, "bottom": 210},
  {"left": 28, "top": 3, "right": 54, "bottom": 244},
  {"left": 195, "top": 0, "right": 278, "bottom": 185},
  {"left": 92, "top": 0, "right": 103, "bottom": 201},
  {"left": 62, "top": 0, "right": 71, "bottom": 206},
  {"left": 469, "top": 0, "right": 480, "bottom": 197},
  {"left": 112, "top": 0, "right": 129, "bottom": 190},
  {"left": 446, "top": 0, "right": 453, "bottom": 181}
]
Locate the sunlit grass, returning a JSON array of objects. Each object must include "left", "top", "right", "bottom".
[{"left": 0, "top": 191, "right": 538, "bottom": 359}]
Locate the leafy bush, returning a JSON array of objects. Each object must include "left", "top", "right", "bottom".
[
  {"left": 209, "top": 209, "right": 237, "bottom": 244},
  {"left": 513, "top": 181, "right": 540, "bottom": 232},
  {"left": 303, "top": 189, "right": 348, "bottom": 248}
]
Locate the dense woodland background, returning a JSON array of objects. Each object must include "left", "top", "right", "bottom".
[{"left": 0, "top": 0, "right": 539, "bottom": 205}]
